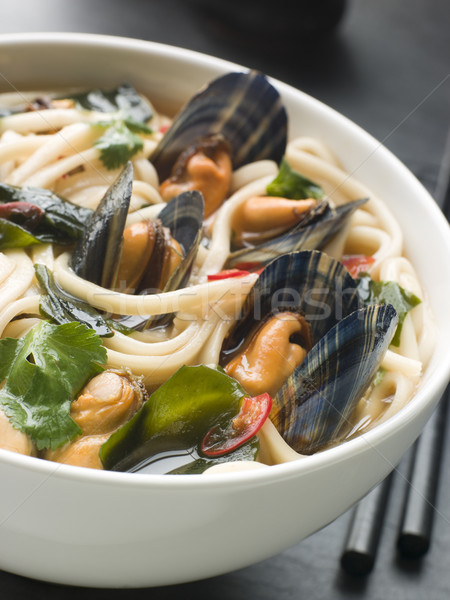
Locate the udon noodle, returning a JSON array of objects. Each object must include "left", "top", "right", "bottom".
[{"left": 0, "top": 82, "right": 436, "bottom": 473}]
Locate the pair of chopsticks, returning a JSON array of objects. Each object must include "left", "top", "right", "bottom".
[
  {"left": 341, "top": 390, "right": 449, "bottom": 575},
  {"left": 341, "top": 128, "right": 450, "bottom": 576}
]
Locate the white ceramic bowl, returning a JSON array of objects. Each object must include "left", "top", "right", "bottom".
[{"left": 0, "top": 33, "right": 449, "bottom": 589}]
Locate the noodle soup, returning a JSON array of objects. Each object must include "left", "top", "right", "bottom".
[{"left": 0, "top": 75, "right": 435, "bottom": 475}]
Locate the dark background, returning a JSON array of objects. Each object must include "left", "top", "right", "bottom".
[{"left": 0, "top": 1, "right": 449, "bottom": 598}]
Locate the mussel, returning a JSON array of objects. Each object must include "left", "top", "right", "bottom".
[
  {"left": 45, "top": 368, "right": 147, "bottom": 469},
  {"left": 221, "top": 250, "right": 361, "bottom": 359},
  {"left": 151, "top": 70, "right": 288, "bottom": 217},
  {"left": 151, "top": 69, "right": 363, "bottom": 270},
  {"left": 115, "top": 190, "right": 204, "bottom": 296},
  {"left": 159, "top": 135, "right": 232, "bottom": 220},
  {"left": 226, "top": 197, "right": 368, "bottom": 270},
  {"left": 221, "top": 250, "right": 398, "bottom": 454},
  {"left": 71, "top": 162, "right": 133, "bottom": 289},
  {"left": 272, "top": 303, "right": 397, "bottom": 454},
  {"left": 70, "top": 162, "right": 204, "bottom": 302}
]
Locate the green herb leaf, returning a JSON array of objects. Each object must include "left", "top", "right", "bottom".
[
  {"left": 0, "top": 321, "right": 107, "bottom": 450},
  {"left": 266, "top": 158, "right": 324, "bottom": 200},
  {"left": 35, "top": 264, "right": 113, "bottom": 337},
  {"left": 95, "top": 120, "right": 145, "bottom": 170},
  {"left": 0, "top": 218, "right": 42, "bottom": 250},
  {"left": 0, "top": 84, "right": 153, "bottom": 122},
  {"left": 69, "top": 85, "right": 154, "bottom": 171},
  {"left": 100, "top": 365, "right": 245, "bottom": 471},
  {"left": 66, "top": 83, "right": 153, "bottom": 123},
  {"left": 123, "top": 117, "right": 153, "bottom": 135},
  {"left": 356, "top": 275, "right": 421, "bottom": 346}
]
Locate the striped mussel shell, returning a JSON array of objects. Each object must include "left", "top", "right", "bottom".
[
  {"left": 71, "top": 161, "right": 133, "bottom": 288},
  {"left": 121, "top": 190, "right": 204, "bottom": 330},
  {"left": 271, "top": 303, "right": 398, "bottom": 455},
  {"left": 221, "top": 250, "right": 361, "bottom": 362},
  {"left": 226, "top": 197, "right": 368, "bottom": 269},
  {"left": 150, "top": 70, "right": 288, "bottom": 182},
  {"left": 155, "top": 189, "right": 204, "bottom": 293}
]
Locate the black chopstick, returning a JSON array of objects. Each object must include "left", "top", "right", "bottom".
[
  {"left": 341, "top": 124, "right": 450, "bottom": 575},
  {"left": 397, "top": 388, "right": 449, "bottom": 558},
  {"left": 340, "top": 474, "right": 393, "bottom": 575},
  {"left": 396, "top": 125, "right": 450, "bottom": 558},
  {"left": 434, "top": 125, "right": 450, "bottom": 215}
]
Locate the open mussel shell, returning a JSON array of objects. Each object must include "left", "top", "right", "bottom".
[
  {"left": 226, "top": 197, "right": 368, "bottom": 269},
  {"left": 118, "top": 190, "right": 204, "bottom": 330},
  {"left": 71, "top": 162, "right": 133, "bottom": 288},
  {"left": 221, "top": 250, "right": 361, "bottom": 362},
  {"left": 272, "top": 303, "right": 398, "bottom": 455},
  {"left": 156, "top": 189, "right": 204, "bottom": 293},
  {"left": 150, "top": 70, "right": 288, "bottom": 182},
  {"left": 134, "top": 190, "right": 204, "bottom": 295}
]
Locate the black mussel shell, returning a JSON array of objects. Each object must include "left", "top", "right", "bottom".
[
  {"left": 70, "top": 162, "right": 133, "bottom": 288},
  {"left": 226, "top": 198, "right": 368, "bottom": 269},
  {"left": 156, "top": 189, "right": 204, "bottom": 293},
  {"left": 221, "top": 250, "right": 361, "bottom": 363},
  {"left": 272, "top": 303, "right": 398, "bottom": 454},
  {"left": 133, "top": 190, "right": 204, "bottom": 296},
  {"left": 119, "top": 190, "right": 204, "bottom": 330},
  {"left": 151, "top": 70, "right": 287, "bottom": 181}
]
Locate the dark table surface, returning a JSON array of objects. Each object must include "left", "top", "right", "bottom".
[{"left": 0, "top": 1, "right": 449, "bottom": 598}]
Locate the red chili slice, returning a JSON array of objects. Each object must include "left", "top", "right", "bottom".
[
  {"left": 0, "top": 201, "right": 44, "bottom": 230},
  {"left": 342, "top": 255, "right": 375, "bottom": 278},
  {"left": 207, "top": 268, "right": 251, "bottom": 281},
  {"left": 201, "top": 392, "right": 272, "bottom": 457}
]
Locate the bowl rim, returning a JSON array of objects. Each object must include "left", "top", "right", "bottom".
[{"left": 0, "top": 31, "right": 449, "bottom": 491}]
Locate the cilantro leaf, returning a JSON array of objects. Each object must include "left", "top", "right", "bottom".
[
  {"left": 122, "top": 117, "right": 153, "bottom": 135},
  {"left": 0, "top": 321, "right": 107, "bottom": 450},
  {"left": 356, "top": 275, "right": 421, "bottom": 346},
  {"left": 80, "top": 85, "right": 154, "bottom": 171},
  {"left": 266, "top": 158, "right": 324, "bottom": 200},
  {"left": 94, "top": 120, "right": 145, "bottom": 170}
]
